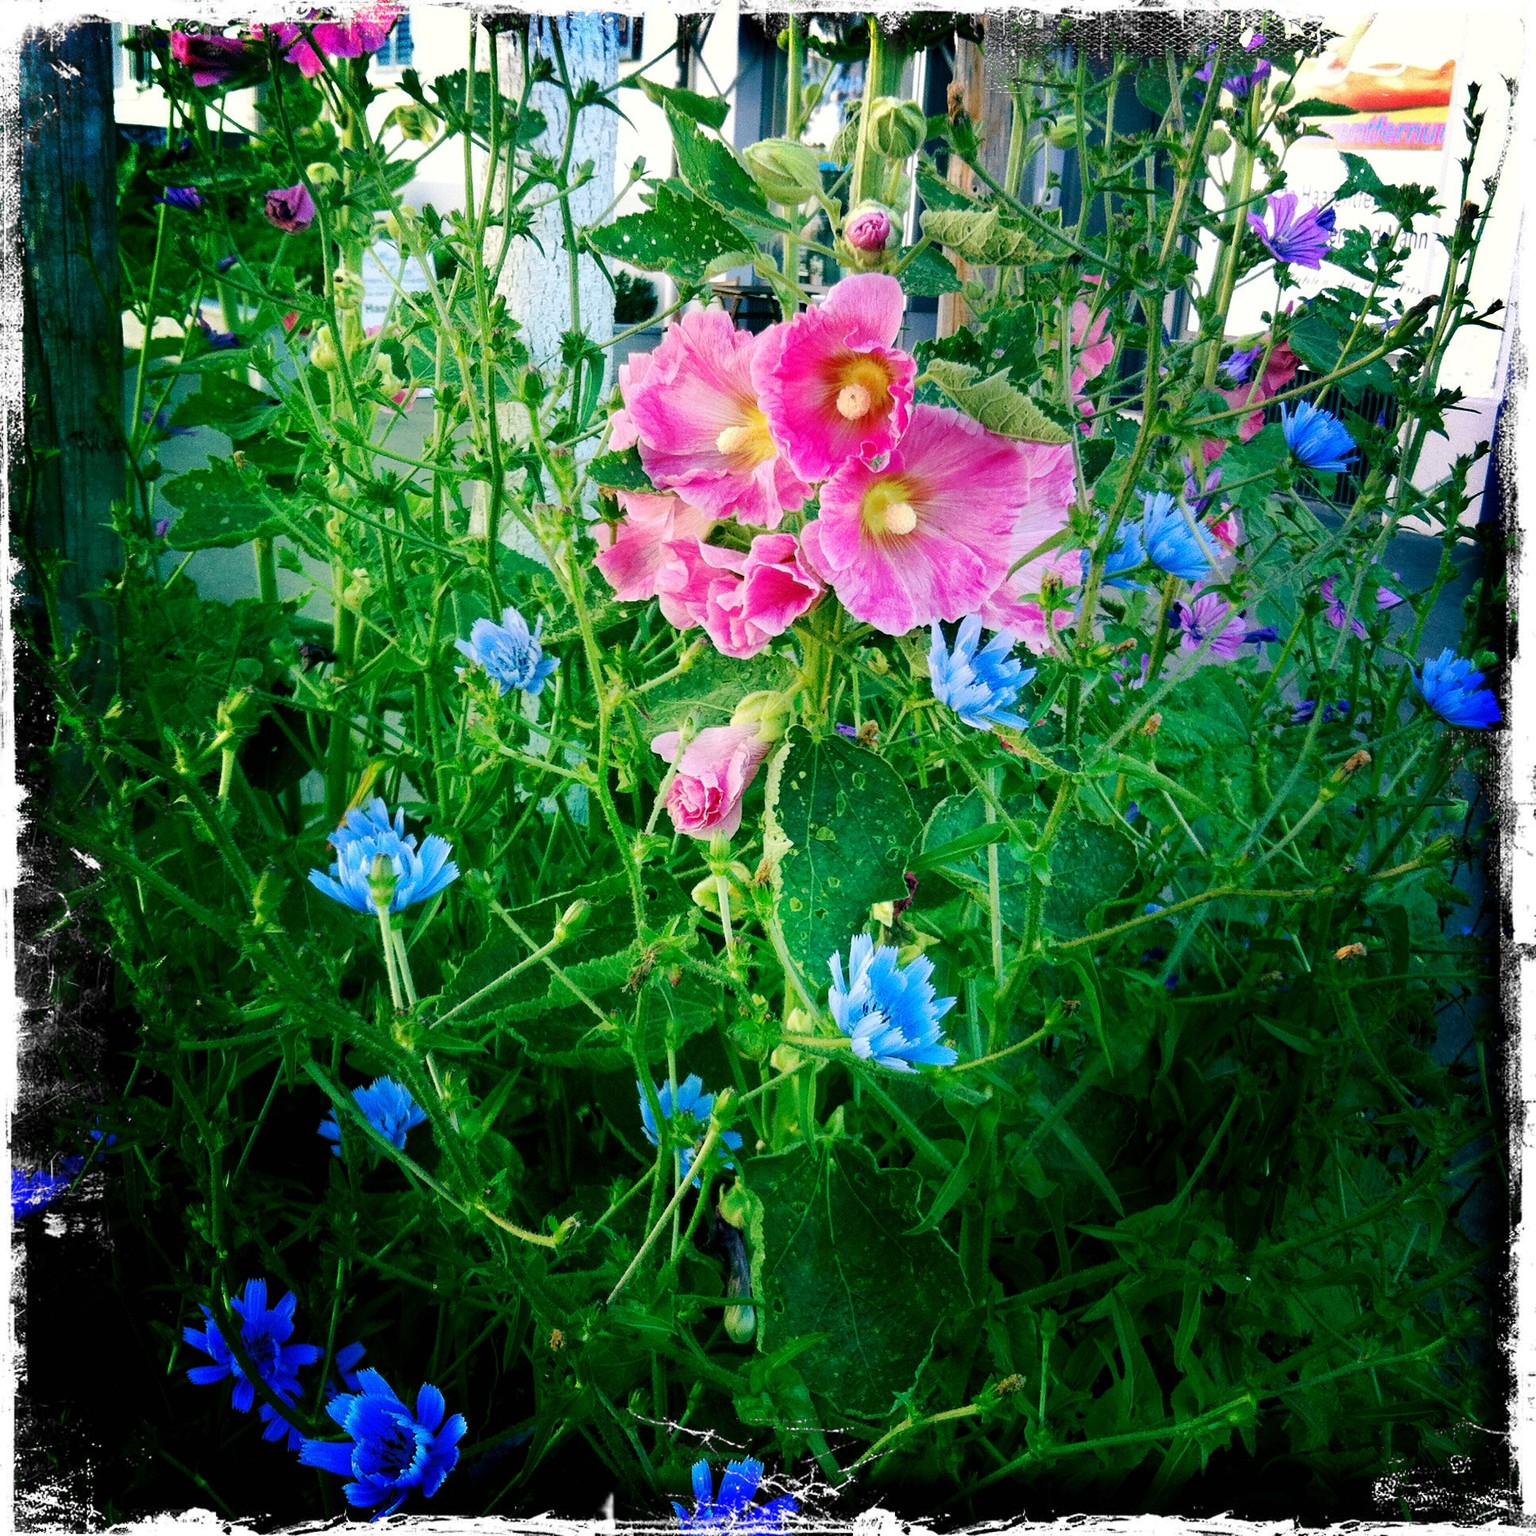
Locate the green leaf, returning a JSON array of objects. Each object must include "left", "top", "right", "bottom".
[
  {"left": 664, "top": 101, "right": 790, "bottom": 233},
  {"left": 1040, "top": 820, "right": 1137, "bottom": 938},
  {"left": 641, "top": 648, "right": 797, "bottom": 735},
  {"left": 921, "top": 206, "right": 1038, "bottom": 265},
  {"left": 586, "top": 184, "right": 756, "bottom": 287},
  {"left": 161, "top": 462, "right": 282, "bottom": 550},
  {"left": 589, "top": 445, "right": 653, "bottom": 492},
  {"left": 749, "top": 1140, "right": 966, "bottom": 1420},
  {"left": 1215, "top": 424, "right": 1290, "bottom": 510},
  {"left": 623, "top": 74, "right": 729, "bottom": 133},
  {"left": 926, "top": 360, "right": 1069, "bottom": 443},
  {"left": 915, "top": 159, "right": 974, "bottom": 211},
  {"left": 897, "top": 244, "right": 962, "bottom": 297},
  {"left": 170, "top": 374, "right": 281, "bottom": 441},
  {"left": 1287, "top": 97, "right": 1362, "bottom": 117},
  {"left": 763, "top": 728, "right": 919, "bottom": 974}
]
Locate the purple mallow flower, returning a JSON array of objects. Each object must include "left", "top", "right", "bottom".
[
  {"left": 1249, "top": 192, "right": 1337, "bottom": 269},
  {"left": 158, "top": 186, "right": 206, "bottom": 211},
  {"left": 1414, "top": 648, "right": 1501, "bottom": 729},
  {"left": 638, "top": 1073, "right": 743, "bottom": 1188},
  {"left": 1182, "top": 458, "right": 1224, "bottom": 518},
  {"left": 193, "top": 309, "right": 240, "bottom": 349},
  {"left": 1219, "top": 343, "right": 1264, "bottom": 387},
  {"left": 828, "top": 933, "right": 958, "bottom": 1072},
  {"left": 675, "top": 1458, "right": 798, "bottom": 1535},
  {"left": 1168, "top": 585, "right": 1275, "bottom": 662},
  {"left": 299, "top": 1368, "right": 466, "bottom": 1518},
  {"left": 1195, "top": 33, "right": 1271, "bottom": 97},
  {"left": 264, "top": 181, "right": 317, "bottom": 233},
  {"left": 1282, "top": 401, "right": 1357, "bottom": 472}
]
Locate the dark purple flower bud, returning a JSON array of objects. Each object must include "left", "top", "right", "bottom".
[
  {"left": 299, "top": 641, "right": 339, "bottom": 670},
  {"left": 153, "top": 516, "right": 172, "bottom": 539},
  {"left": 216, "top": 253, "right": 240, "bottom": 273},
  {"left": 835, "top": 723, "right": 859, "bottom": 738},
  {"left": 1124, "top": 801, "right": 1140, "bottom": 823},
  {"left": 159, "top": 186, "right": 206, "bottom": 211},
  {"left": 892, "top": 871, "right": 919, "bottom": 917},
  {"left": 263, "top": 181, "right": 317, "bottom": 233},
  {"left": 1220, "top": 343, "right": 1264, "bottom": 386},
  {"left": 193, "top": 310, "right": 240, "bottom": 349}
]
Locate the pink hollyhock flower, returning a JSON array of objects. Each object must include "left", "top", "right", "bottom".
[
  {"left": 751, "top": 273, "right": 916, "bottom": 482},
  {"left": 973, "top": 440, "right": 1080, "bottom": 651},
  {"left": 593, "top": 490, "right": 714, "bottom": 609},
  {"left": 620, "top": 308, "right": 808, "bottom": 528},
  {"left": 1068, "top": 276, "right": 1116, "bottom": 422},
  {"left": 263, "top": 182, "right": 316, "bottom": 232},
  {"left": 1203, "top": 339, "right": 1300, "bottom": 461},
  {"left": 798, "top": 403, "right": 1032, "bottom": 637},
  {"left": 264, "top": 4, "right": 403, "bottom": 78},
  {"left": 651, "top": 725, "right": 773, "bottom": 840},
  {"left": 671, "top": 534, "right": 824, "bottom": 659},
  {"left": 845, "top": 207, "right": 892, "bottom": 253},
  {"left": 171, "top": 32, "right": 252, "bottom": 86}
]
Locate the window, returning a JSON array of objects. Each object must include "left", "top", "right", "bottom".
[
  {"left": 111, "top": 23, "right": 153, "bottom": 89},
  {"left": 373, "top": 13, "right": 414, "bottom": 69},
  {"left": 617, "top": 16, "right": 644, "bottom": 62}
]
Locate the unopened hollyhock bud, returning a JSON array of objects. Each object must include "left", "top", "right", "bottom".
[
  {"left": 844, "top": 204, "right": 893, "bottom": 254},
  {"left": 744, "top": 138, "right": 824, "bottom": 206},
  {"left": 730, "top": 690, "right": 793, "bottom": 742},
  {"left": 311, "top": 326, "right": 341, "bottom": 372},
  {"left": 868, "top": 96, "right": 928, "bottom": 159},
  {"left": 651, "top": 725, "right": 772, "bottom": 841}
]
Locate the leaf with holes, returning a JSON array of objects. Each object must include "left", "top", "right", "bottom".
[
  {"left": 763, "top": 728, "right": 919, "bottom": 985},
  {"left": 927, "top": 360, "right": 1070, "bottom": 443},
  {"left": 585, "top": 183, "right": 756, "bottom": 287},
  {"left": 161, "top": 462, "right": 283, "bottom": 550}
]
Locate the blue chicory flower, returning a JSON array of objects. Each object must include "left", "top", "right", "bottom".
[
  {"left": 1082, "top": 518, "right": 1146, "bottom": 590},
  {"left": 319, "top": 1077, "right": 427, "bottom": 1159},
  {"left": 1414, "top": 648, "right": 1501, "bottom": 729},
  {"left": 638, "top": 1074, "right": 743, "bottom": 1187},
  {"left": 299, "top": 1368, "right": 466, "bottom": 1518},
  {"left": 674, "top": 1457, "right": 798, "bottom": 1535},
  {"left": 928, "top": 616, "right": 1035, "bottom": 732},
  {"left": 260, "top": 1340, "right": 369, "bottom": 1451},
  {"left": 308, "top": 798, "right": 459, "bottom": 915},
  {"left": 1248, "top": 192, "right": 1337, "bottom": 269},
  {"left": 183, "top": 1278, "right": 323, "bottom": 1415},
  {"left": 455, "top": 607, "right": 558, "bottom": 697},
  {"left": 12, "top": 1167, "right": 73, "bottom": 1220},
  {"left": 1140, "top": 492, "right": 1216, "bottom": 581},
  {"left": 828, "top": 933, "right": 958, "bottom": 1073},
  {"left": 1282, "top": 401, "right": 1357, "bottom": 473},
  {"left": 1124, "top": 801, "right": 1140, "bottom": 823}
]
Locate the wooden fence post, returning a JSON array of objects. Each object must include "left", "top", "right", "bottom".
[{"left": 17, "top": 22, "right": 123, "bottom": 684}]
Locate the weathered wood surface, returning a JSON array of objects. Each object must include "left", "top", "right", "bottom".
[{"left": 18, "top": 22, "right": 123, "bottom": 674}]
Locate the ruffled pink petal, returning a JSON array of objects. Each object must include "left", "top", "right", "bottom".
[
  {"left": 808, "top": 404, "right": 1030, "bottom": 636},
  {"left": 593, "top": 491, "right": 714, "bottom": 603},
  {"left": 623, "top": 308, "right": 807, "bottom": 527},
  {"left": 820, "top": 272, "right": 906, "bottom": 347}
]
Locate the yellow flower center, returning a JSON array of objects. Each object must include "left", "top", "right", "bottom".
[
  {"left": 861, "top": 478, "right": 919, "bottom": 537},
  {"left": 829, "top": 354, "right": 891, "bottom": 423},
  {"left": 714, "top": 408, "right": 776, "bottom": 465}
]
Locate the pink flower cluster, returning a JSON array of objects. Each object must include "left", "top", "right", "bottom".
[
  {"left": 262, "top": 5, "right": 403, "bottom": 78},
  {"left": 598, "top": 274, "right": 1076, "bottom": 647}
]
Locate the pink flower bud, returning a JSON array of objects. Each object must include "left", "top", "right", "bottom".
[
  {"left": 650, "top": 725, "right": 772, "bottom": 841},
  {"left": 845, "top": 207, "right": 893, "bottom": 254}
]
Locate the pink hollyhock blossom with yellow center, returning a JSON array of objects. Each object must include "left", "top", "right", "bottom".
[
  {"left": 751, "top": 274, "right": 915, "bottom": 482},
  {"left": 593, "top": 490, "right": 714, "bottom": 610},
  {"left": 798, "top": 404, "right": 1033, "bottom": 637},
  {"left": 975, "top": 441, "right": 1079, "bottom": 650},
  {"left": 621, "top": 308, "right": 808, "bottom": 528},
  {"left": 651, "top": 725, "right": 773, "bottom": 840},
  {"left": 665, "top": 534, "right": 823, "bottom": 659},
  {"left": 263, "top": 5, "right": 403, "bottom": 78}
]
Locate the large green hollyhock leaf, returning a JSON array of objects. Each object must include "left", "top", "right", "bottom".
[
  {"left": 747, "top": 1140, "right": 966, "bottom": 1420},
  {"left": 763, "top": 727, "right": 919, "bottom": 982}
]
